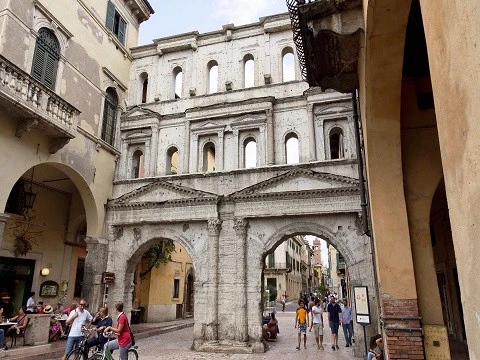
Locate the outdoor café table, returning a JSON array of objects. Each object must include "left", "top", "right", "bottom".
[{"left": 0, "top": 322, "right": 17, "bottom": 331}]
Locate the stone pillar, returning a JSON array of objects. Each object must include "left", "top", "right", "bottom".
[
  {"left": 233, "top": 218, "right": 249, "bottom": 342},
  {"left": 149, "top": 124, "right": 159, "bottom": 175},
  {"left": 317, "top": 119, "right": 325, "bottom": 161},
  {"left": 0, "top": 213, "right": 10, "bottom": 250},
  {"left": 183, "top": 121, "right": 191, "bottom": 173},
  {"left": 307, "top": 103, "right": 317, "bottom": 161},
  {"left": 120, "top": 141, "right": 128, "bottom": 179},
  {"left": 192, "top": 134, "right": 199, "bottom": 172},
  {"left": 206, "top": 219, "right": 221, "bottom": 340},
  {"left": 217, "top": 131, "right": 224, "bottom": 171},
  {"left": 266, "top": 109, "right": 275, "bottom": 165},
  {"left": 233, "top": 129, "right": 239, "bottom": 168},
  {"left": 144, "top": 140, "right": 151, "bottom": 177},
  {"left": 82, "top": 237, "right": 109, "bottom": 312}
]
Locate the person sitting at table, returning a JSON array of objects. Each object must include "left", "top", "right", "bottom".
[
  {"left": 262, "top": 313, "right": 278, "bottom": 341},
  {"left": 0, "top": 308, "right": 7, "bottom": 351},
  {"left": 49, "top": 315, "right": 63, "bottom": 341},
  {"left": 5, "top": 306, "right": 29, "bottom": 344},
  {"left": 83, "top": 307, "right": 112, "bottom": 357},
  {"left": 25, "top": 292, "right": 36, "bottom": 314},
  {"left": 63, "top": 302, "right": 76, "bottom": 316},
  {"left": 55, "top": 302, "right": 65, "bottom": 314},
  {"left": 36, "top": 301, "right": 45, "bottom": 314}
]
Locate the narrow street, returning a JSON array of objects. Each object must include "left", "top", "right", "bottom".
[{"left": 130, "top": 302, "right": 354, "bottom": 360}]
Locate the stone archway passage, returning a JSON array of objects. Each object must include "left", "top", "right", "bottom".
[{"left": 104, "top": 164, "right": 377, "bottom": 356}]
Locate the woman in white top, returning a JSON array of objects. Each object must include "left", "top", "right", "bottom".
[{"left": 26, "top": 292, "right": 36, "bottom": 313}]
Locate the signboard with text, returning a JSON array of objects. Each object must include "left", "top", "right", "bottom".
[
  {"left": 102, "top": 272, "right": 115, "bottom": 284},
  {"left": 353, "top": 286, "right": 371, "bottom": 324}
]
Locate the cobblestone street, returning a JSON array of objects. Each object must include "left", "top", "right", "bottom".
[{"left": 131, "top": 305, "right": 355, "bottom": 360}]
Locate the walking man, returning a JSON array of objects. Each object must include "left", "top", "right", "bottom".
[
  {"left": 61, "top": 299, "right": 92, "bottom": 360},
  {"left": 311, "top": 298, "right": 324, "bottom": 350},
  {"left": 341, "top": 299, "right": 353, "bottom": 347},
  {"left": 327, "top": 296, "right": 342, "bottom": 350}
]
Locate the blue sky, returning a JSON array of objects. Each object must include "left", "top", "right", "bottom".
[{"left": 138, "top": 0, "right": 290, "bottom": 45}]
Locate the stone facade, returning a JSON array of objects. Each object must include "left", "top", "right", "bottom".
[{"left": 100, "top": 14, "right": 377, "bottom": 356}]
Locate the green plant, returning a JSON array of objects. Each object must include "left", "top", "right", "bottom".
[
  {"left": 140, "top": 239, "right": 176, "bottom": 279},
  {"left": 266, "top": 284, "right": 278, "bottom": 302},
  {"left": 317, "top": 283, "right": 328, "bottom": 295},
  {"left": 9, "top": 211, "right": 41, "bottom": 257}
]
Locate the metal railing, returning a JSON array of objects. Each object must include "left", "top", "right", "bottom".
[
  {"left": 286, "top": 0, "right": 309, "bottom": 81},
  {"left": 0, "top": 54, "right": 80, "bottom": 137},
  {"left": 265, "top": 262, "right": 293, "bottom": 270}
]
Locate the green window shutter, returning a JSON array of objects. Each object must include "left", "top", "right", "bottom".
[
  {"left": 106, "top": 1, "right": 115, "bottom": 32},
  {"left": 43, "top": 53, "right": 58, "bottom": 90},
  {"left": 117, "top": 16, "right": 127, "bottom": 45},
  {"left": 31, "top": 44, "right": 46, "bottom": 82}
]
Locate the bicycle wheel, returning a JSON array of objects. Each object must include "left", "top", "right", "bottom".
[
  {"left": 66, "top": 347, "right": 86, "bottom": 360},
  {"left": 127, "top": 348, "right": 138, "bottom": 360}
]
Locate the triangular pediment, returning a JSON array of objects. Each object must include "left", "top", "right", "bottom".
[
  {"left": 123, "top": 106, "right": 159, "bottom": 119},
  {"left": 109, "top": 180, "right": 217, "bottom": 207},
  {"left": 230, "top": 169, "right": 358, "bottom": 198},
  {"left": 193, "top": 121, "right": 223, "bottom": 130}
]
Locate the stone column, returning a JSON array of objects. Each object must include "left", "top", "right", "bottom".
[
  {"left": 119, "top": 141, "right": 128, "bottom": 179},
  {"left": 233, "top": 218, "right": 248, "bottom": 342},
  {"left": 150, "top": 124, "right": 159, "bottom": 175},
  {"left": 206, "top": 219, "right": 222, "bottom": 340},
  {"left": 0, "top": 213, "right": 10, "bottom": 250},
  {"left": 192, "top": 134, "right": 199, "bottom": 172},
  {"left": 183, "top": 120, "right": 191, "bottom": 174},
  {"left": 307, "top": 103, "right": 317, "bottom": 161},
  {"left": 144, "top": 140, "right": 151, "bottom": 177},
  {"left": 82, "top": 237, "right": 109, "bottom": 312},
  {"left": 317, "top": 118, "right": 325, "bottom": 161},
  {"left": 217, "top": 131, "right": 224, "bottom": 171},
  {"left": 266, "top": 109, "right": 275, "bottom": 165},
  {"left": 233, "top": 129, "right": 239, "bottom": 168}
]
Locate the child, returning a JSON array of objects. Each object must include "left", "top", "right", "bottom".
[{"left": 294, "top": 299, "right": 309, "bottom": 350}]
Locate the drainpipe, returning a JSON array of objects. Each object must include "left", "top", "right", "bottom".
[{"left": 351, "top": 89, "right": 382, "bottom": 322}]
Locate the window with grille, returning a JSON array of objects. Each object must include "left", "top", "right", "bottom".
[
  {"left": 173, "top": 279, "right": 180, "bottom": 299},
  {"left": 106, "top": 1, "right": 127, "bottom": 45},
  {"left": 101, "top": 87, "right": 118, "bottom": 146},
  {"left": 31, "top": 28, "right": 60, "bottom": 90}
]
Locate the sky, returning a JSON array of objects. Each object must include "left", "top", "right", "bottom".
[{"left": 138, "top": 0, "right": 290, "bottom": 45}]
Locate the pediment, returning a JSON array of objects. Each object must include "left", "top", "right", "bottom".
[
  {"left": 314, "top": 105, "right": 351, "bottom": 116},
  {"left": 192, "top": 121, "right": 223, "bottom": 130},
  {"left": 123, "top": 106, "right": 159, "bottom": 119},
  {"left": 109, "top": 180, "right": 217, "bottom": 207},
  {"left": 231, "top": 114, "right": 265, "bottom": 127},
  {"left": 230, "top": 169, "right": 358, "bottom": 198}
]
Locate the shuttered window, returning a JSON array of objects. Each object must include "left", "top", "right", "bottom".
[
  {"left": 101, "top": 87, "right": 118, "bottom": 146},
  {"left": 106, "top": 1, "right": 127, "bottom": 45},
  {"left": 31, "top": 28, "right": 60, "bottom": 90}
]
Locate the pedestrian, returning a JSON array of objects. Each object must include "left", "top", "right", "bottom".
[
  {"left": 61, "top": 299, "right": 92, "bottom": 360},
  {"left": 26, "top": 292, "right": 36, "bottom": 313},
  {"left": 281, "top": 294, "right": 286, "bottom": 312},
  {"left": 367, "top": 334, "right": 383, "bottom": 360},
  {"left": 341, "top": 299, "right": 353, "bottom": 347},
  {"left": 311, "top": 298, "right": 324, "bottom": 350},
  {"left": 294, "top": 299, "right": 309, "bottom": 350},
  {"left": 307, "top": 296, "right": 315, "bottom": 332},
  {"left": 104, "top": 302, "right": 133, "bottom": 360},
  {"left": 327, "top": 296, "right": 342, "bottom": 350}
]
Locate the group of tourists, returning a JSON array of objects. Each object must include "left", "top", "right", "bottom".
[{"left": 294, "top": 293, "right": 354, "bottom": 351}]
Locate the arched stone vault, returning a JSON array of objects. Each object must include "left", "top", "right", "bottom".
[{"left": 99, "top": 164, "right": 377, "bottom": 356}]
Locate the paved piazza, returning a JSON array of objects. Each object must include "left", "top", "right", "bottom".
[{"left": 134, "top": 307, "right": 353, "bottom": 360}]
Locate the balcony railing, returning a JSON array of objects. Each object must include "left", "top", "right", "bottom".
[
  {"left": 264, "top": 262, "right": 293, "bottom": 271},
  {"left": 0, "top": 54, "right": 80, "bottom": 153}
]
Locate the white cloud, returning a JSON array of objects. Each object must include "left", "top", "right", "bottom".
[{"left": 214, "top": 0, "right": 287, "bottom": 25}]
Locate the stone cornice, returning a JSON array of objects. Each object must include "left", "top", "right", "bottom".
[
  {"left": 108, "top": 196, "right": 218, "bottom": 210},
  {"left": 228, "top": 186, "right": 359, "bottom": 201}
]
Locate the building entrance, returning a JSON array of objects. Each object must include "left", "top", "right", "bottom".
[{"left": 0, "top": 256, "right": 35, "bottom": 310}]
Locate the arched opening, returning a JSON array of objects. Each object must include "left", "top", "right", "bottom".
[
  {"left": 285, "top": 133, "right": 299, "bottom": 164},
  {"left": 261, "top": 232, "right": 353, "bottom": 346},
  {"left": 282, "top": 47, "right": 295, "bottom": 82},
  {"left": 166, "top": 147, "right": 179, "bottom": 175},
  {"left": 139, "top": 72, "right": 148, "bottom": 104},
  {"left": 173, "top": 66, "right": 183, "bottom": 99},
  {"left": 207, "top": 60, "right": 218, "bottom": 94},
  {"left": 202, "top": 142, "right": 216, "bottom": 172},
  {"left": 101, "top": 87, "right": 118, "bottom": 146},
  {"left": 329, "top": 128, "right": 344, "bottom": 160},
  {"left": 0, "top": 163, "right": 91, "bottom": 311},
  {"left": 244, "top": 137, "right": 257, "bottom": 168},
  {"left": 243, "top": 54, "right": 254, "bottom": 88},
  {"left": 131, "top": 149, "right": 144, "bottom": 179},
  {"left": 31, "top": 27, "right": 60, "bottom": 91},
  {"left": 129, "top": 238, "right": 195, "bottom": 323}
]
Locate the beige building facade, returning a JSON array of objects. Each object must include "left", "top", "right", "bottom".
[{"left": 0, "top": 0, "right": 152, "bottom": 310}]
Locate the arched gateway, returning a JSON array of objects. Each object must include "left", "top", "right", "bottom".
[{"left": 100, "top": 166, "right": 377, "bottom": 356}]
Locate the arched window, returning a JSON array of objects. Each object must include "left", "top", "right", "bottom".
[
  {"left": 31, "top": 28, "right": 60, "bottom": 90},
  {"left": 101, "top": 87, "right": 118, "bottom": 146},
  {"left": 285, "top": 133, "right": 300, "bottom": 164},
  {"left": 167, "top": 147, "right": 179, "bottom": 175},
  {"left": 282, "top": 47, "right": 295, "bottom": 82},
  {"left": 203, "top": 142, "right": 216, "bottom": 172},
  {"left": 244, "top": 54, "right": 254, "bottom": 88},
  {"left": 329, "top": 128, "right": 344, "bottom": 159},
  {"left": 173, "top": 67, "right": 183, "bottom": 99},
  {"left": 140, "top": 72, "right": 148, "bottom": 103},
  {"left": 132, "top": 150, "right": 144, "bottom": 178},
  {"left": 207, "top": 60, "right": 218, "bottom": 94},
  {"left": 244, "top": 138, "right": 257, "bottom": 168}
]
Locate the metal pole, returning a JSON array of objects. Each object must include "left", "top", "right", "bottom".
[{"left": 363, "top": 324, "right": 368, "bottom": 357}]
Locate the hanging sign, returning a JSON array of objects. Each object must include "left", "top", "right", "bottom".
[
  {"left": 353, "top": 286, "right": 371, "bottom": 324},
  {"left": 102, "top": 272, "right": 115, "bottom": 284}
]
